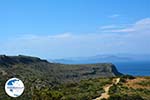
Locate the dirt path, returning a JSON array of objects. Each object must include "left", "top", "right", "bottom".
[
  {"left": 115, "top": 78, "right": 120, "bottom": 85},
  {"left": 93, "top": 78, "right": 120, "bottom": 100}
]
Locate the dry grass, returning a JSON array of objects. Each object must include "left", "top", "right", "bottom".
[{"left": 124, "top": 77, "right": 150, "bottom": 89}]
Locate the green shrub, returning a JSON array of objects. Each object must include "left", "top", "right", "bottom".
[
  {"left": 109, "top": 84, "right": 120, "bottom": 94},
  {"left": 121, "top": 75, "right": 135, "bottom": 80},
  {"left": 108, "top": 94, "right": 144, "bottom": 100},
  {"left": 136, "top": 81, "right": 150, "bottom": 86}
]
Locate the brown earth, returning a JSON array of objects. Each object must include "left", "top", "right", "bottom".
[{"left": 124, "top": 77, "right": 150, "bottom": 89}]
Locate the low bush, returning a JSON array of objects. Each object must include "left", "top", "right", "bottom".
[{"left": 108, "top": 94, "right": 144, "bottom": 100}]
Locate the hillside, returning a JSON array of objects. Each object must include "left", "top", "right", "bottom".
[
  {"left": 0, "top": 55, "right": 149, "bottom": 100},
  {"left": 0, "top": 55, "right": 122, "bottom": 83},
  {"left": 0, "top": 55, "right": 122, "bottom": 99}
]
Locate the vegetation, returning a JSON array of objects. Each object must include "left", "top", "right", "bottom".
[
  {"left": 0, "top": 55, "right": 150, "bottom": 100},
  {"left": 108, "top": 76, "right": 150, "bottom": 100},
  {"left": 0, "top": 77, "right": 113, "bottom": 100},
  {"left": 32, "top": 78, "right": 112, "bottom": 100},
  {"left": 136, "top": 80, "right": 150, "bottom": 86},
  {"left": 108, "top": 94, "right": 144, "bottom": 100}
]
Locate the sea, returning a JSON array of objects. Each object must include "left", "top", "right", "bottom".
[
  {"left": 114, "top": 61, "right": 150, "bottom": 76},
  {"left": 52, "top": 59, "right": 150, "bottom": 76}
]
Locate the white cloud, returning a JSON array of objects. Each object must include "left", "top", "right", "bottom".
[
  {"left": 99, "top": 25, "right": 117, "bottom": 29},
  {"left": 0, "top": 18, "right": 150, "bottom": 58},
  {"left": 0, "top": 32, "right": 128, "bottom": 58},
  {"left": 102, "top": 27, "right": 135, "bottom": 33},
  {"left": 102, "top": 18, "right": 150, "bottom": 33},
  {"left": 109, "top": 14, "right": 120, "bottom": 18},
  {"left": 134, "top": 18, "right": 150, "bottom": 31},
  {"left": 48, "top": 32, "right": 72, "bottom": 39},
  {"left": 19, "top": 32, "right": 72, "bottom": 40}
]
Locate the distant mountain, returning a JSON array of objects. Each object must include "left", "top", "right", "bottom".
[{"left": 52, "top": 54, "right": 150, "bottom": 64}]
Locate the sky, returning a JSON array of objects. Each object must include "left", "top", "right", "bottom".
[{"left": 0, "top": 0, "right": 150, "bottom": 59}]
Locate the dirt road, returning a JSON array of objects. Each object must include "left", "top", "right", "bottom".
[{"left": 93, "top": 78, "right": 120, "bottom": 100}]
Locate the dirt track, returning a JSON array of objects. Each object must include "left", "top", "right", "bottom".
[{"left": 93, "top": 78, "right": 120, "bottom": 100}]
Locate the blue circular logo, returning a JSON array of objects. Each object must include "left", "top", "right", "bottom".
[{"left": 5, "top": 78, "right": 25, "bottom": 97}]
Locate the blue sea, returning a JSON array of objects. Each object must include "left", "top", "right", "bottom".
[{"left": 114, "top": 61, "right": 150, "bottom": 76}]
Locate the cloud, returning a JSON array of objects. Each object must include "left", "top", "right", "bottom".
[
  {"left": 101, "top": 18, "right": 150, "bottom": 33},
  {"left": 0, "top": 18, "right": 150, "bottom": 58},
  {"left": 134, "top": 18, "right": 150, "bottom": 31},
  {"left": 99, "top": 25, "right": 117, "bottom": 29},
  {"left": 19, "top": 32, "right": 72, "bottom": 40},
  {"left": 102, "top": 27, "right": 135, "bottom": 33},
  {"left": 0, "top": 32, "right": 128, "bottom": 58},
  {"left": 50, "top": 32, "right": 72, "bottom": 38},
  {"left": 109, "top": 14, "right": 120, "bottom": 18}
]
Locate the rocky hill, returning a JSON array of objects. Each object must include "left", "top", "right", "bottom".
[
  {"left": 0, "top": 55, "right": 122, "bottom": 82},
  {"left": 0, "top": 55, "right": 122, "bottom": 99}
]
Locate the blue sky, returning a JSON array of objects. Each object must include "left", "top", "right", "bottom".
[{"left": 0, "top": 0, "right": 150, "bottom": 59}]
